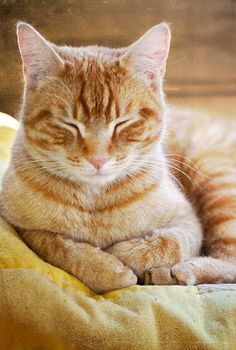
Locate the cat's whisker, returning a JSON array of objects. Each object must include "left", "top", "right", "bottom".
[
  {"left": 15, "top": 153, "right": 205, "bottom": 193},
  {"left": 165, "top": 153, "right": 197, "bottom": 165},
  {"left": 164, "top": 154, "right": 212, "bottom": 179},
  {"left": 166, "top": 159, "right": 212, "bottom": 180},
  {"left": 131, "top": 155, "right": 204, "bottom": 190},
  {"left": 129, "top": 157, "right": 206, "bottom": 192},
  {"left": 166, "top": 165, "right": 205, "bottom": 192},
  {"left": 168, "top": 172, "right": 187, "bottom": 195}
]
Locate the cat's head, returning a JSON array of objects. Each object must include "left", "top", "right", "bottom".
[{"left": 17, "top": 22, "right": 171, "bottom": 186}]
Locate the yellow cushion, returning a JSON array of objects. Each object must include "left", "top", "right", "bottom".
[{"left": 0, "top": 112, "right": 236, "bottom": 350}]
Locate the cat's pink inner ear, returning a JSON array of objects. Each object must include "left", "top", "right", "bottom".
[
  {"left": 17, "top": 22, "right": 64, "bottom": 87},
  {"left": 122, "top": 23, "right": 171, "bottom": 85}
]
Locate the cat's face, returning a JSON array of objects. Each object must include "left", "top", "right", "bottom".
[{"left": 17, "top": 23, "right": 170, "bottom": 186}]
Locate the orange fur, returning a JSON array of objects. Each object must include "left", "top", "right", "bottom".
[{"left": 0, "top": 22, "right": 235, "bottom": 292}]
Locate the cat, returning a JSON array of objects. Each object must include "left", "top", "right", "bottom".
[{"left": 0, "top": 22, "right": 235, "bottom": 293}]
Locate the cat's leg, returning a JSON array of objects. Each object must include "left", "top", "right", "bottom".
[
  {"left": 146, "top": 257, "right": 236, "bottom": 285},
  {"left": 170, "top": 257, "right": 236, "bottom": 285},
  {"left": 106, "top": 207, "right": 203, "bottom": 283},
  {"left": 20, "top": 230, "right": 137, "bottom": 293}
]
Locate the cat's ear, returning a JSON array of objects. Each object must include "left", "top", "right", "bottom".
[
  {"left": 17, "top": 22, "right": 64, "bottom": 87},
  {"left": 121, "top": 23, "right": 171, "bottom": 88}
]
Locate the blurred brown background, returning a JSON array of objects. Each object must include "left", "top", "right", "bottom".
[{"left": 0, "top": 0, "right": 236, "bottom": 118}]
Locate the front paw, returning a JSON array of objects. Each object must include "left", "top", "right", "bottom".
[
  {"left": 106, "top": 230, "right": 185, "bottom": 281},
  {"left": 144, "top": 266, "right": 177, "bottom": 285},
  {"left": 145, "top": 260, "right": 200, "bottom": 286},
  {"left": 74, "top": 248, "right": 137, "bottom": 294},
  {"left": 106, "top": 238, "right": 149, "bottom": 280}
]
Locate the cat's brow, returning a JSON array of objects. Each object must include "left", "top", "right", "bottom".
[
  {"left": 77, "top": 80, "right": 90, "bottom": 120},
  {"left": 139, "top": 107, "right": 157, "bottom": 118},
  {"left": 104, "top": 80, "right": 120, "bottom": 122}
]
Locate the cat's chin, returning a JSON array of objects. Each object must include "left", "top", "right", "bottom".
[{"left": 69, "top": 172, "right": 119, "bottom": 188}]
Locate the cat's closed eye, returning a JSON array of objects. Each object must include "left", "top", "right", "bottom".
[
  {"left": 63, "top": 120, "right": 86, "bottom": 138},
  {"left": 113, "top": 117, "right": 140, "bottom": 135}
]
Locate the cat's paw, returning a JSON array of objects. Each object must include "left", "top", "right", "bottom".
[
  {"left": 144, "top": 265, "right": 177, "bottom": 285},
  {"left": 99, "top": 254, "right": 138, "bottom": 293},
  {"left": 171, "top": 261, "right": 198, "bottom": 285},
  {"left": 145, "top": 261, "right": 200, "bottom": 286},
  {"left": 143, "top": 262, "right": 196, "bottom": 286},
  {"left": 106, "top": 231, "right": 184, "bottom": 281},
  {"left": 106, "top": 238, "right": 151, "bottom": 280},
  {"left": 78, "top": 249, "right": 137, "bottom": 294}
]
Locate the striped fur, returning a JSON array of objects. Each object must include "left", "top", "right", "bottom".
[{"left": 0, "top": 23, "right": 235, "bottom": 292}]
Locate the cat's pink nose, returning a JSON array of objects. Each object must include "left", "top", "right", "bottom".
[{"left": 87, "top": 156, "right": 109, "bottom": 170}]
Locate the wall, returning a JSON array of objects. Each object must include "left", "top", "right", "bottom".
[{"left": 0, "top": 0, "right": 235, "bottom": 116}]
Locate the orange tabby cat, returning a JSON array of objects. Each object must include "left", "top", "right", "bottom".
[{"left": 0, "top": 22, "right": 235, "bottom": 293}]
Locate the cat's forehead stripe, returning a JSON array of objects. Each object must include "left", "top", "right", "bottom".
[
  {"left": 74, "top": 71, "right": 120, "bottom": 123},
  {"left": 78, "top": 80, "right": 90, "bottom": 120},
  {"left": 125, "top": 102, "right": 133, "bottom": 115},
  {"left": 104, "top": 80, "right": 114, "bottom": 122}
]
